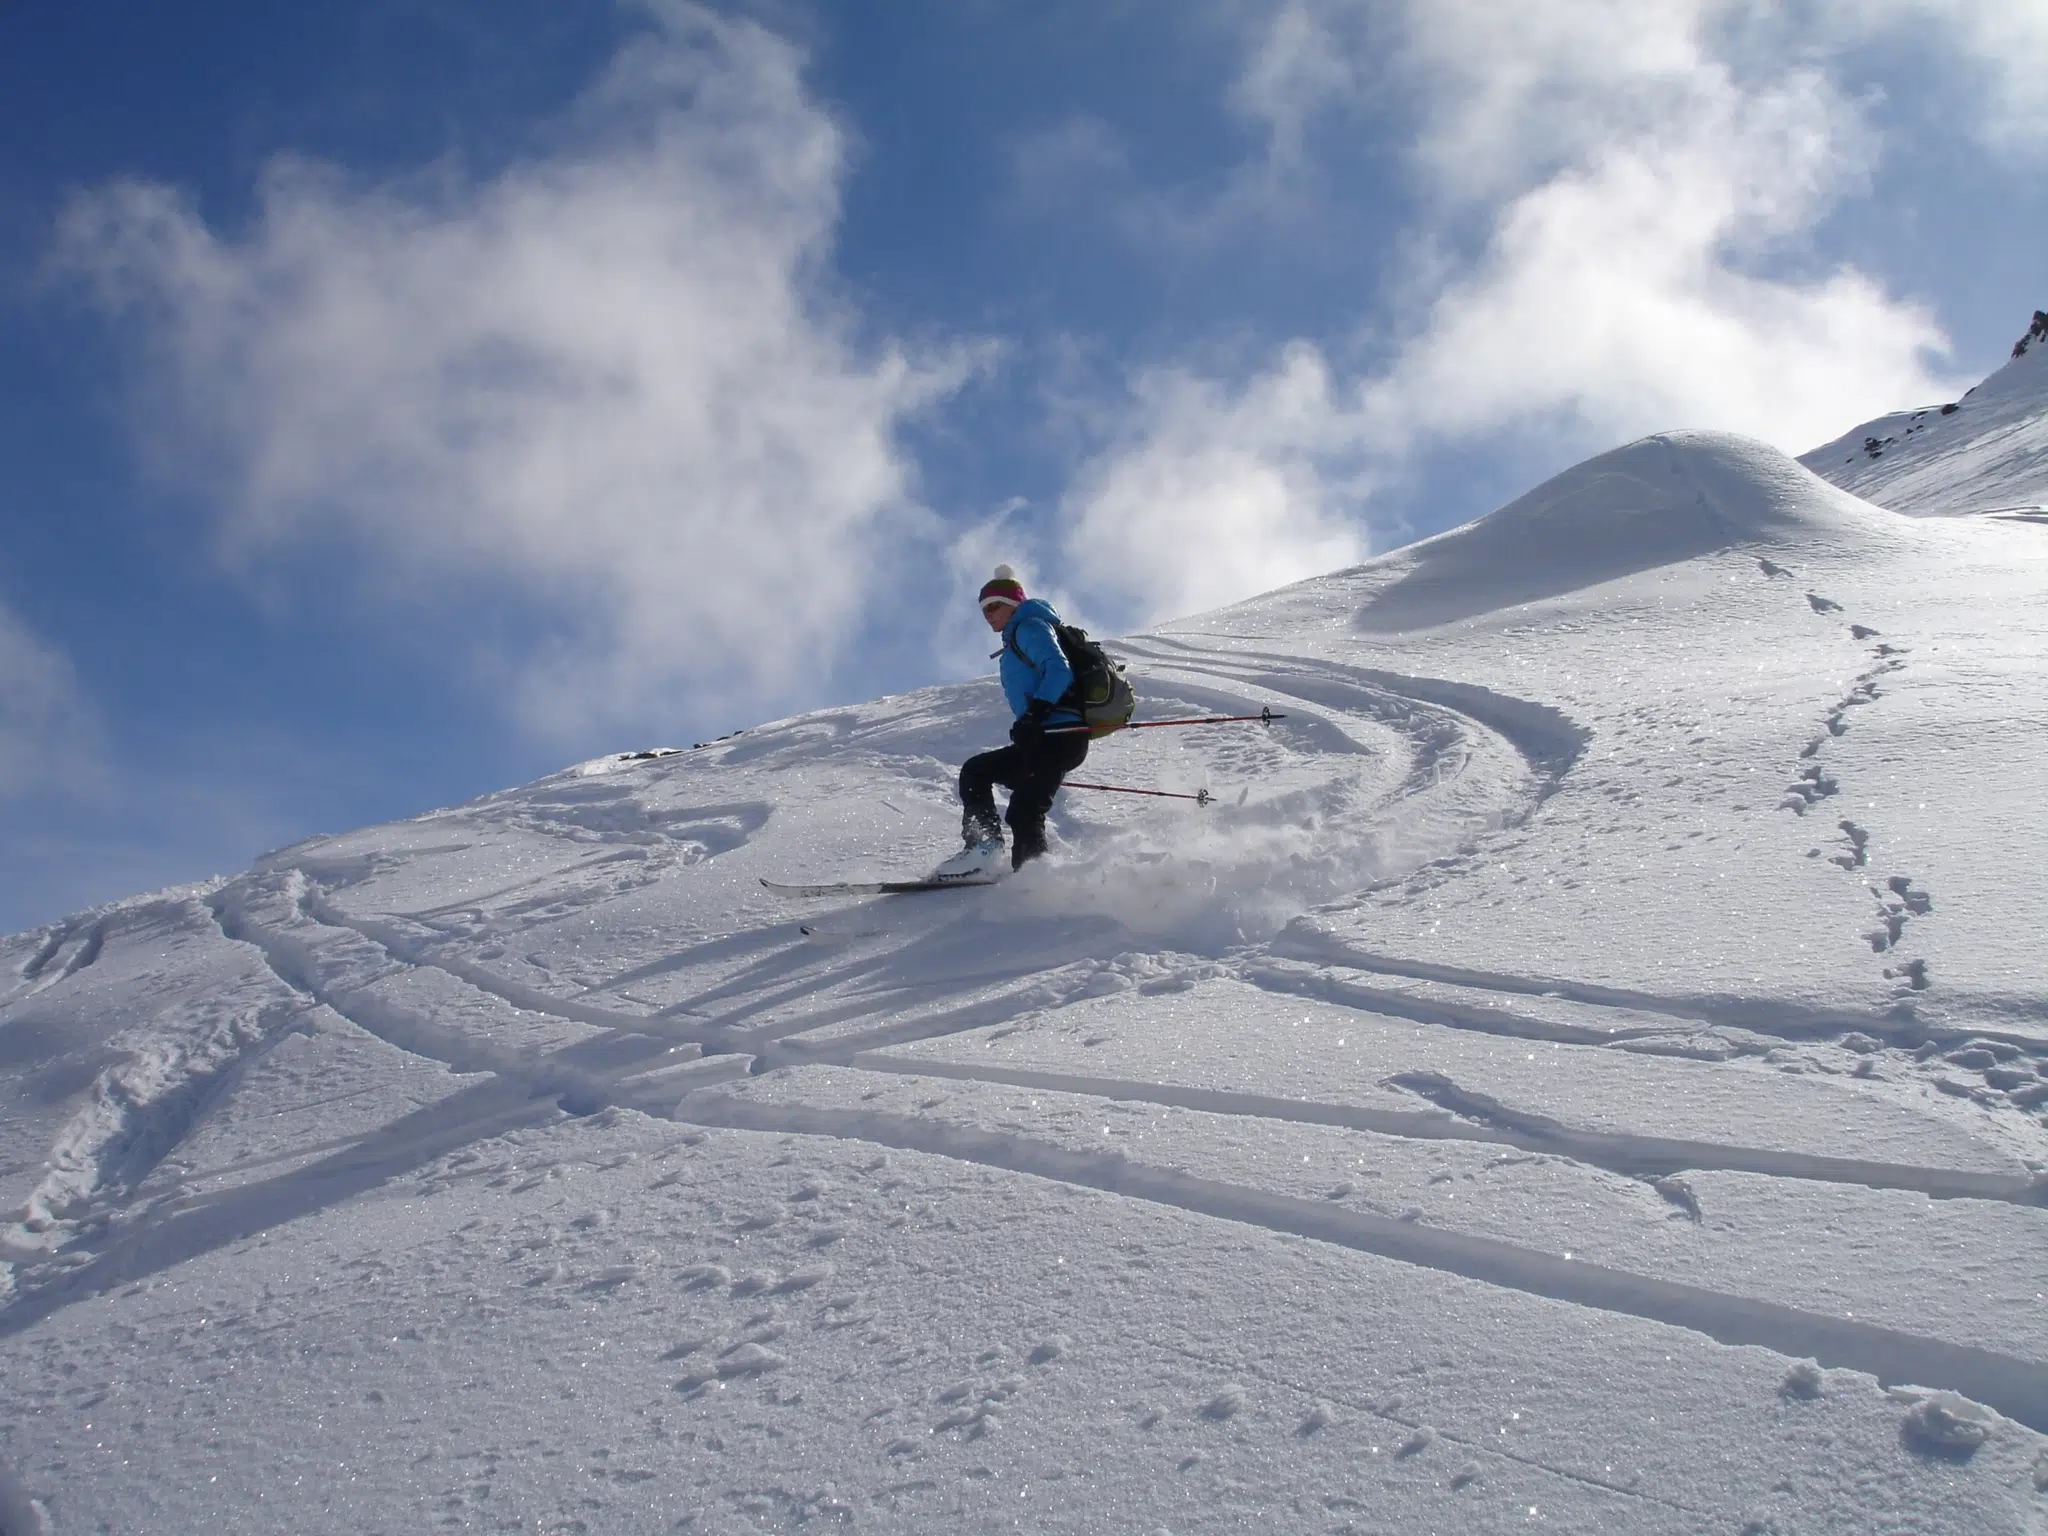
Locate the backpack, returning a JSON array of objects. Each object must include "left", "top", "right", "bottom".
[{"left": 1010, "top": 622, "right": 1137, "bottom": 738}]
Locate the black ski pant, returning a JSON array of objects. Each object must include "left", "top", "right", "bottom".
[{"left": 959, "top": 733, "right": 1089, "bottom": 869}]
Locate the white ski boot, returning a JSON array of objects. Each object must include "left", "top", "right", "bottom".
[{"left": 933, "top": 832, "right": 1007, "bottom": 882}]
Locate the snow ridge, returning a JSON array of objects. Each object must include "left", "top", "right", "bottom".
[
  {"left": 1352, "top": 432, "right": 1904, "bottom": 632},
  {"left": 1802, "top": 308, "right": 2048, "bottom": 514}
]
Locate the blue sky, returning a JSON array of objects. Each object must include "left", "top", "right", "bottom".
[{"left": 2, "top": 0, "right": 2043, "bottom": 933}]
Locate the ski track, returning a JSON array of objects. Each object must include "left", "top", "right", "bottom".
[
  {"left": 673, "top": 1091, "right": 2048, "bottom": 1435},
  {"left": 11, "top": 920, "right": 101, "bottom": 996},
  {"left": 1259, "top": 929, "right": 2034, "bottom": 1048},
  {"left": 1120, "top": 636, "right": 1592, "bottom": 796},
  {"left": 3, "top": 898, "right": 314, "bottom": 1265},
  {"left": 848, "top": 1052, "right": 2045, "bottom": 1206},
  {"left": 9, "top": 639, "right": 2047, "bottom": 1479},
  {"left": 14, "top": 834, "right": 2037, "bottom": 1439},
  {"left": 213, "top": 874, "right": 717, "bottom": 1115}
]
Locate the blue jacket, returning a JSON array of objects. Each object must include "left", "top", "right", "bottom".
[{"left": 998, "top": 599, "right": 1083, "bottom": 726}]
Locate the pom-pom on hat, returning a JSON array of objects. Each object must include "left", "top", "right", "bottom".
[{"left": 978, "top": 564, "right": 1026, "bottom": 612}]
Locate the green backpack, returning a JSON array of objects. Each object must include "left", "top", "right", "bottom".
[{"left": 1008, "top": 622, "right": 1137, "bottom": 738}]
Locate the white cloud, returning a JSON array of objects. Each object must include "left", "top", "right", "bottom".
[
  {"left": 1388, "top": 1, "right": 1733, "bottom": 203},
  {"left": 1810, "top": 0, "right": 2048, "bottom": 154},
  {"left": 1058, "top": 344, "right": 1370, "bottom": 627},
  {"left": 57, "top": 0, "right": 968, "bottom": 740},
  {"left": 1352, "top": 0, "right": 1970, "bottom": 454},
  {"left": 1363, "top": 67, "right": 1957, "bottom": 453},
  {"left": 1366, "top": 1, "right": 2048, "bottom": 187},
  {"left": 0, "top": 600, "right": 102, "bottom": 799},
  {"left": 1945, "top": 8, "right": 2048, "bottom": 150}
]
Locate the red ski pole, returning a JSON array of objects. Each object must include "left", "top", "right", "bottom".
[{"left": 1064, "top": 781, "right": 1214, "bottom": 806}]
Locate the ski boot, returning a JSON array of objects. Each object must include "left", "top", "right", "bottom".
[{"left": 933, "top": 815, "right": 1006, "bottom": 882}]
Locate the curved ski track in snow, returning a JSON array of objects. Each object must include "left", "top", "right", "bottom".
[
  {"left": 7, "top": 644, "right": 2047, "bottom": 1453},
  {"left": 12, "top": 827, "right": 2040, "bottom": 1436},
  {"left": 675, "top": 1090, "right": 2048, "bottom": 1436},
  {"left": 843, "top": 1053, "right": 2044, "bottom": 1206},
  {"left": 1119, "top": 635, "right": 1591, "bottom": 802}
]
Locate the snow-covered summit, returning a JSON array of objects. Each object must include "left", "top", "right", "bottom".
[
  {"left": 4, "top": 366, "right": 2048, "bottom": 1531},
  {"left": 1354, "top": 430, "right": 1905, "bottom": 631},
  {"left": 1802, "top": 308, "right": 2048, "bottom": 515}
]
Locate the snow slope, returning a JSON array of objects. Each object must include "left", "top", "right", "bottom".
[
  {"left": 3, "top": 415, "right": 2048, "bottom": 1531},
  {"left": 1802, "top": 310, "right": 2048, "bottom": 517}
]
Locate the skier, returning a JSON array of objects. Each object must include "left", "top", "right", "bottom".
[{"left": 936, "top": 565, "right": 1090, "bottom": 878}]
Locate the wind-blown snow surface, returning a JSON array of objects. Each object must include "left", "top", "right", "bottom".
[{"left": 5, "top": 426, "right": 2048, "bottom": 1531}]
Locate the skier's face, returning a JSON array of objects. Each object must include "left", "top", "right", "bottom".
[{"left": 981, "top": 601, "right": 1016, "bottom": 631}]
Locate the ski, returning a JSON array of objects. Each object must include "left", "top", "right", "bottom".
[{"left": 760, "top": 875, "right": 1003, "bottom": 898}]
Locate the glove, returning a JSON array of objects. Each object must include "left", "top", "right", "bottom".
[{"left": 1010, "top": 699, "right": 1053, "bottom": 748}]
